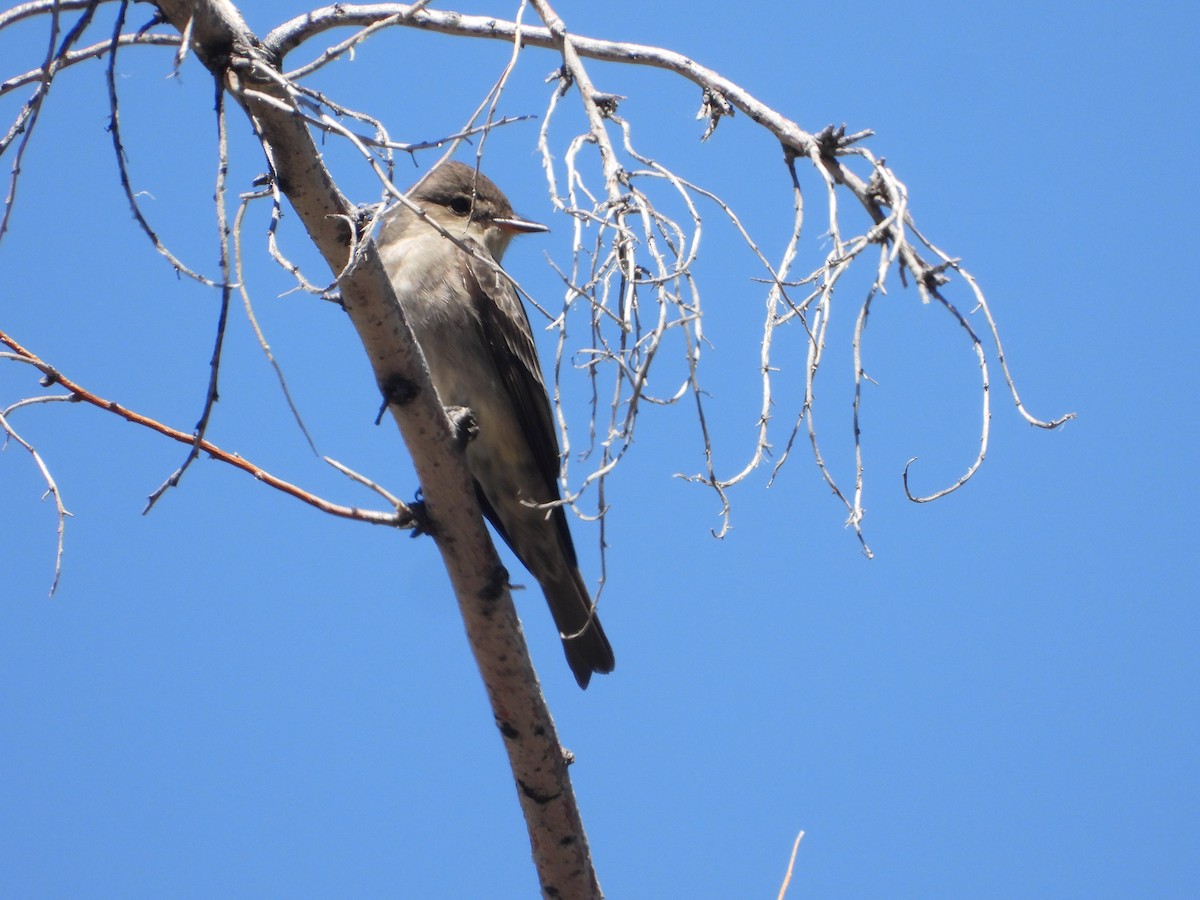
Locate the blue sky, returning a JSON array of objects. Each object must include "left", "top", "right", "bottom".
[{"left": 2, "top": 1, "right": 1196, "bottom": 897}]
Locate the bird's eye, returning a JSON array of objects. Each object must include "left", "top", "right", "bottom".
[{"left": 449, "top": 195, "right": 473, "bottom": 216}]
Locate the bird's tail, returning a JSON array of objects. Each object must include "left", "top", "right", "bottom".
[{"left": 542, "top": 567, "right": 615, "bottom": 689}]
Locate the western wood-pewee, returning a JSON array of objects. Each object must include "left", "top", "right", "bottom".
[{"left": 377, "top": 161, "right": 615, "bottom": 688}]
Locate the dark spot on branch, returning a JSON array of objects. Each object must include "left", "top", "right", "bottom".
[
  {"left": 482, "top": 563, "right": 510, "bottom": 603},
  {"left": 517, "top": 779, "right": 561, "bottom": 805},
  {"left": 378, "top": 372, "right": 420, "bottom": 409}
]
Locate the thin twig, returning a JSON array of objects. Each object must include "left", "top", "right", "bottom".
[
  {"left": 2, "top": 0, "right": 98, "bottom": 242},
  {"left": 232, "top": 184, "right": 320, "bottom": 452},
  {"left": 102, "top": 0, "right": 218, "bottom": 286},
  {"left": 776, "top": 830, "right": 806, "bottom": 900},
  {"left": 0, "top": 395, "right": 74, "bottom": 595},
  {"left": 144, "top": 78, "right": 235, "bottom": 510},
  {"left": 0, "top": 33, "right": 179, "bottom": 96}
]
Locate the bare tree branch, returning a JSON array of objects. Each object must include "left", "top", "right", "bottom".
[
  {"left": 0, "top": 3, "right": 1079, "bottom": 893},
  {"left": 144, "top": 56, "right": 237, "bottom": 510},
  {"left": 0, "top": 329, "right": 412, "bottom": 529},
  {"left": 0, "top": 389, "right": 73, "bottom": 595},
  {"left": 146, "top": 2, "right": 604, "bottom": 895},
  {"left": 0, "top": 32, "right": 179, "bottom": 94},
  {"left": 2, "top": 0, "right": 1074, "bottom": 546},
  {"left": 776, "top": 829, "right": 806, "bottom": 900},
  {"left": 102, "top": 0, "right": 219, "bottom": 286},
  {"left": 1, "top": 0, "right": 99, "bottom": 242}
]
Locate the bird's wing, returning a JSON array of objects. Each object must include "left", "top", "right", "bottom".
[{"left": 462, "top": 246, "right": 567, "bottom": 507}]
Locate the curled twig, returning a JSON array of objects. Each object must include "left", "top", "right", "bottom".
[{"left": 0, "top": 393, "right": 74, "bottom": 595}]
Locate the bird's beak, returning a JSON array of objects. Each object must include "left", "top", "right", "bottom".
[{"left": 494, "top": 215, "right": 549, "bottom": 235}]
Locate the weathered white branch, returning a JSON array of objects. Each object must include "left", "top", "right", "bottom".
[{"left": 148, "top": 2, "right": 603, "bottom": 896}]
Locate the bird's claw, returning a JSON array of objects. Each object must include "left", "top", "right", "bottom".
[
  {"left": 408, "top": 493, "right": 436, "bottom": 538},
  {"left": 446, "top": 405, "right": 479, "bottom": 448}
]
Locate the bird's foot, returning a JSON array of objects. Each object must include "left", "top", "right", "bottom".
[
  {"left": 445, "top": 406, "right": 479, "bottom": 449},
  {"left": 408, "top": 490, "right": 436, "bottom": 539}
]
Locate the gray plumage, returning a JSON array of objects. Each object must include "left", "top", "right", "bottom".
[{"left": 377, "top": 161, "right": 615, "bottom": 688}]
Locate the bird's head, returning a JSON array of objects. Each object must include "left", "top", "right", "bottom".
[{"left": 407, "top": 160, "right": 548, "bottom": 260}]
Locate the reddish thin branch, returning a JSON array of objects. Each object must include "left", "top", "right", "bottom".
[{"left": 0, "top": 328, "right": 408, "bottom": 527}]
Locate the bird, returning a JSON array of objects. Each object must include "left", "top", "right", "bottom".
[{"left": 376, "top": 160, "right": 615, "bottom": 688}]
